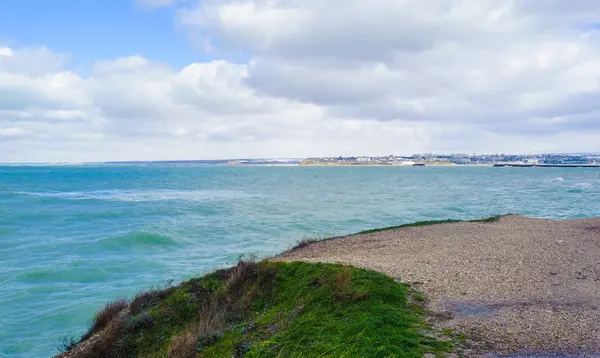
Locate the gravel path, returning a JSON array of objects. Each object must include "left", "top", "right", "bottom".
[{"left": 275, "top": 215, "right": 600, "bottom": 356}]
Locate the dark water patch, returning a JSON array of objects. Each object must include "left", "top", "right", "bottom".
[
  {"left": 567, "top": 188, "right": 584, "bottom": 193},
  {"left": 586, "top": 225, "right": 600, "bottom": 234},
  {"left": 446, "top": 299, "right": 595, "bottom": 319},
  {"left": 16, "top": 267, "right": 112, "bottom": 284},
  {"left": 445, "top": 301, "right": 496, "bottom": 317},
  {"left": 66, "top": 210, "right": 127, "bottom": 221}
]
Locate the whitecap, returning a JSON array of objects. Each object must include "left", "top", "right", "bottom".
[
  {"left": 574, "top": 182, "right": 592, "bottom": 188},
  {"left": 13, "top": 189, "right": 253, "bottom": 202}
]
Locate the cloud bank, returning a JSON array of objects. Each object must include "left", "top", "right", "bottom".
[{"left": 1, "top": 0, "right": 600, "bottom": 162}]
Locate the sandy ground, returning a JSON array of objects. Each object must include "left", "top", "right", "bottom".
[{"left": 275, "top": 215, "right": 600, "bottom": 356}]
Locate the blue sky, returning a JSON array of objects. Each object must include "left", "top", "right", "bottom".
[
  {"left": 1, "top": 0, "right": 600, "bottom": 162},
  {"left": 0, "top": 0, "right": 207, "bottom": 69}
]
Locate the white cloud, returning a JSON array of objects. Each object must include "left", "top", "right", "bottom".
[
  {"left": 178, "top": 0, "right": 600, "bottom": 134},
  {"left": 1, "top": 1, "right": 600, "bottom": 162},
  {"left": 0, "top": 127, "right": 28, "bottom": 138},
  {"left": 0, "top": 47, "right": 13, "bottom": 57},
  {"left": 135, "top": 0, "right": 176, "bottom": 8}
]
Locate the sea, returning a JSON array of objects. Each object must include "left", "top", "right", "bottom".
[{"left": 1, "top": 163, "right": 599, "bottom": 357}]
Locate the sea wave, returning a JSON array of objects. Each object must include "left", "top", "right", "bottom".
[
  {"left": 16, "top": 266, "right": 111, "bottom": 284},
  {"left": 96, "top": 231, "right": 180, "bottom": 251},
  {"left": 13, "top": 189, "right": 251, "bottom": 202}
]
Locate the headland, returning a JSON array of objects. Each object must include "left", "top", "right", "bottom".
[{"left": 55, "top": 215, "right": 600, "bottom": 357}]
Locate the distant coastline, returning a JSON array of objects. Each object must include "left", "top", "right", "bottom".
[
  {"left": 494, "top": 163, "right": 600, "bottom": 168},
  {"left": 298, "top": 161, "right": 491, "bottom": 167},
  {"left": 297, "top": 153, "right": 600, "bottom": 167},
  {"left": 296, "top": 162, "right": 600, "bottom": 168}
]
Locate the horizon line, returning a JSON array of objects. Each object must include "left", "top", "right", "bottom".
[{"left": 2, "top": 152, "right": 600, "bottom": 165}]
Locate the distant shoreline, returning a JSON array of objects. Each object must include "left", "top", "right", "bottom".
[
  {"left": 295, "top": 163, "right": 600, "bottom": 168},
  {"left": 296, "top": 163, "right": 489, "bottom": 167},
  {"left": 494, "top": 163, "right": 600, "bottom": 168}
]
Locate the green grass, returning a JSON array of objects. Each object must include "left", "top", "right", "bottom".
[
  {"left": 65, "top": 261, "right": 456, "bottom": 357},
  {"left": 356, "top": 215, "right": 503, "bottom": 235},
  {"left": 289, "top": 215, "right": 505, "bottom": 249}
]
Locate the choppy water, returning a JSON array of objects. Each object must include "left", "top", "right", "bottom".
[{"left": 1, "top": 164, "right": 599, "bottom": 357}]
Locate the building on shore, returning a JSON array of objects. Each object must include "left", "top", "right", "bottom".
[{"left": 391, "top": 160, "right": 415, "bottom": 166}]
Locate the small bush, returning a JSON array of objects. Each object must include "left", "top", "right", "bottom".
[
  {"left": 82, "top": 298, "right": 129, "bottom": 341},
  {"left": 84, "top": 314, "right": 130, "bottom": 358},
  {"left": 131, "top": 287, "right": 175, "bottom": 315},
  {"left": 292, "top": 237, "right": 319, "bottom": 250},
  {"left": 129, "top": 312, "right": 155, "bottom": 329},
  {"left": 197, "top": 299, "right": 225, "bottom": 336},
  {"left": 196, "top": 331, "right": 224, "bottom": 352},
  {"left": 168, "top": 327, "right": 199, "bottom": 358},
  {"left": 225, "top": 260, "right": 258, "bottom": 296},
  {"left": 233, "top": 340, "right": 253, "bottom": 357},
  {"left": 56, "top": 334, "right": 78, "bottom": 354},
  {"left": 291, "top": 234, "right": 334, "bottom": 251}
]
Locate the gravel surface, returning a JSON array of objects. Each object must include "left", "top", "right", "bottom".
[{"left": 275, "top": 215, "right": 600, "bottom": 356}]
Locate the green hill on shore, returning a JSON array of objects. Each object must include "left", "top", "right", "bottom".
[{"left": 57, "top": 260, "right": 458, "bottom": 357}]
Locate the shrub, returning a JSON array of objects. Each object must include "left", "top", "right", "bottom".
[
  {"left": 83, "top": 314, "right": 130, "bottom": 358},
  {"left": 131, "top": 287, "right": 175, "bottom": 315},
  {"left": 56, "top": 335, "right": 78, "bottom": 354},
  {"left": 168, "top": 326, "right": 199, "bottom": 358},
  {"left": 82, "top": 298, "right": 129, "bottom": 341}
]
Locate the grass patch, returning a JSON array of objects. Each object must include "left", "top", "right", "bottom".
[
  {"left": 411, "top": 291, "right": 428, "bottom": 303},
  {"left": 61, "top": 261, "right": 455, "bottom": 357},
  {"left": 441, "top": 328, "right": 468, "bottom": 346},
  {"left": 357, "top": 215, "right": 504, "bottom": 235}
]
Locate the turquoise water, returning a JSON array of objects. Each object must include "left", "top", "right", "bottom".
[{"left": 1, "top": 164, "right": 599, "bottom": 357}]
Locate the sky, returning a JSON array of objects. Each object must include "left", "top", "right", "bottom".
[{"left": 1, "top": 0, "right": 600, "bottom": 162}]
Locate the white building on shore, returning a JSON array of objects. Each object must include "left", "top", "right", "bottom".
[{"left": 392, "top": 160, "right": 415, "bottom": 166}]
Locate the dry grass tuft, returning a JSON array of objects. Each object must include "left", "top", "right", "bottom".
[
  {"left": 224, "top": 260, "right": 258, "bottom": 296},
  {"left": 82, "top": 298, "right": 129, "bottom": 341},
  {"left": 168, "top": 298, "right": 226, "bottom": 357},
  {"left": 333, "top": 267, "right": 367, "bottom": 302},
  {"left": 333, "top": 267, "right": 352, "bottom": 301},
  {"left": 168, "top": 327, "right": 198, "bottom": 358},
  {"left": 82, "top": 313, "right": 130, "bottom": 358},
  {"left": 291, "top": 234, "right": 335, "bottom": 251},
  {"left": 198, "top": 299, "right": 225, "bottom": 334}
]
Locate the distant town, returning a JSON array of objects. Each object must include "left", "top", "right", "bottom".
[
  {"left": 40, "top": 153, "right": 600, "bottom": 167},
  {"left": 299, "top": 153, "right": 600, "bottom": 167}
]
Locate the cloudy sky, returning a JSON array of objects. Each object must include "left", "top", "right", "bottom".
[{"left": 1, "top": 0, "right": 600, "bottom": 162}]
